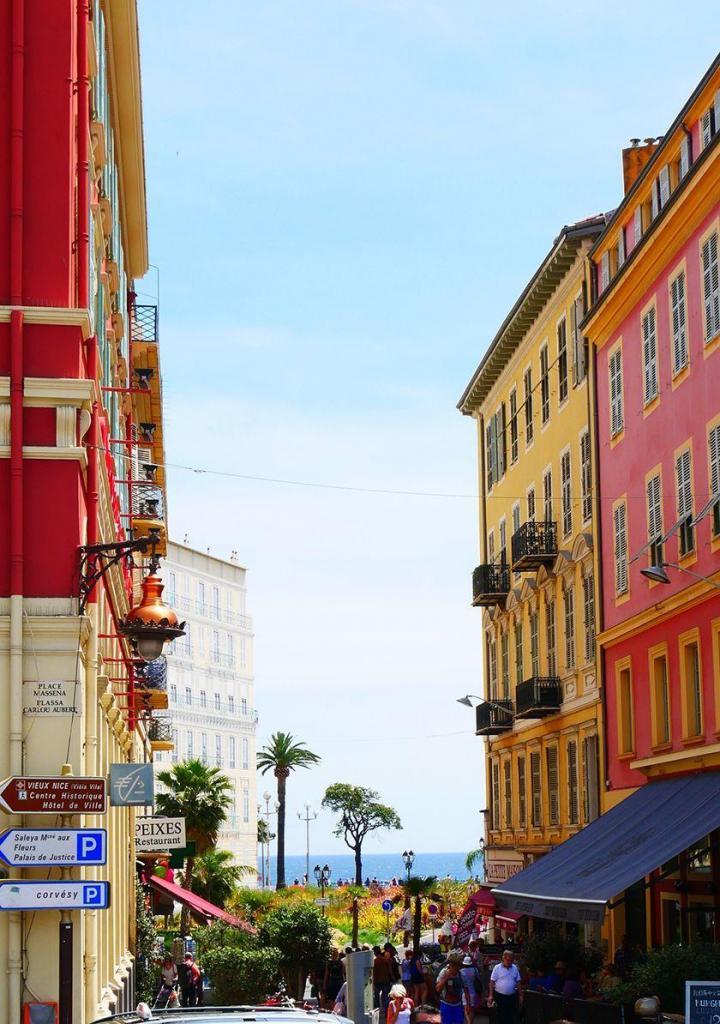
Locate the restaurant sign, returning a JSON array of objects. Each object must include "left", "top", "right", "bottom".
[{"left": 686, "top": 981, "right": 720, "bottom": 1024}]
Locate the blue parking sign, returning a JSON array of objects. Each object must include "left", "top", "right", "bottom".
[
  {"left": 76, "top": 830, "right": 105, "bottom": 864},
  {"left": 82, "top": 883, "right": 109, "bottom": 908}
]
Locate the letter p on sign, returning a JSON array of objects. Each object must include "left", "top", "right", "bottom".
[{"left": 76, "top": 830, "right": 105, "bottom": 864}]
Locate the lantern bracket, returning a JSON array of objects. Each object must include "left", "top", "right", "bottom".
[{"left": 79, "top": 528, "right": 161, "bottom": 613}]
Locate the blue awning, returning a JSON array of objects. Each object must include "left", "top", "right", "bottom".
[{"left": 492, "top": 772, "right": 720, "bottom": 924}]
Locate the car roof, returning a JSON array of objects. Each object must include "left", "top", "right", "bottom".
[{"left": 92, "top": 1008, "right": 354, "bottom": 1024}]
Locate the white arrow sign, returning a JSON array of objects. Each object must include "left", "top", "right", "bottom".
[
  {"left": 0, "top": 881, "right": 110, "bottom": 911},
  {"left": 0, "top": 829, "right": 106, "bottom": 867}
]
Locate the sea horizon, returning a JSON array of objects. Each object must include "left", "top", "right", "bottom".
[{"left": 258, "top": 850, "right": 475, "bottom": 886}]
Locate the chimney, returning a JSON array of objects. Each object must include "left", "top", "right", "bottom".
[{"left": 622, "top": 137, "right": 660, "bottom": 195}]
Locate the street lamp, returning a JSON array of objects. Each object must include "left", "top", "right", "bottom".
[
  {"left": 640, "top": 561, "right": 720, "bottom": 589},
  {"left": 297, "top": 803, "right": 317, "bottom": 886},
  {"left": 314, "top": 863, "right": 332, "bottom": 914},
  {"left": 402, "top": 849, "right": 415, "bottom": 881},
  {"left": 456, "top": 694, "right": 514, "bottom": 716},
  {"left": 260, "top": 792, "right": 280, "bottom": 889}
]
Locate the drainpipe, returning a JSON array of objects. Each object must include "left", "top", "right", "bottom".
[
  {"left": 9, "top": 0, "right": 25, "bottom": 1017},
  {"left": 77, "top": 0, "right": 90, "bottom": 309}
]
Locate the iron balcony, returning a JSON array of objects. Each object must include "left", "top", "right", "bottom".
[
  {"left": 147, "top": 717, "right": 173, "bottom": 743},
  {"left": 511, "top": 520, "right": 558, "bottom": 571},
  {"left": 475, "top": 699, "right": 514, "bottom": 736},
  {"left": 515, "top": 676, "right": 562, "bottom": 718},
  {"left": 472, "top": 564, "right": 511, "bottom": 607}
]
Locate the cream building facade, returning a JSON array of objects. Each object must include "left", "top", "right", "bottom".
[{"left": 159, "top": 542, "right": 258, "bottom": 873}]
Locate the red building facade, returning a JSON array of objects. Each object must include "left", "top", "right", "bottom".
[{"left": 585, "top": 55, "right": 720, "bottom": 947}]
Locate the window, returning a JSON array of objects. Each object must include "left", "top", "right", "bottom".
[
  {"left": 617, "top": 229, "right": 626, "bottom": 271},
  {"left": 229, "top": 736, "right": 236, "bottom": 768},
  {"left": 561, "top": 451, "right": 572, "bottom": 537},
  {"left": 680, "top": 134, "right": 692, "bottom": 179},
  {"left": 499, "top": 519, "right": 507, "bottom": 566},
  {"left": 557, "top": 318, "right": 568, "bottom": 404},
  {"left": 647, "top": 473, "right": 663, "bottom": 566},
  {"left": 670, "top": 272, "right": 688, "bottom": 374},
  {"left": 564, "top": 585, "right": 575, "bottom": 671},
  {"left": 171, "top": 731, "right": 178, "bottom": 763},
  {"left": 571, "top": 294, "right": 587, "bottom": 385},
  {"left": 488, "top": 531, "right": 495, "bottom": 565},
  {"left": 185, "top": 686, "right": 192, "bottom": 706},
  {"left": 514, "top": 619, "right": 524, "bottom": 685},
  {"left": 652, "top": 650, "right": 670, "bottom": 747},
  {"left": 682, "top": 638, "right": 703, "bottom": 738},
  {"left": 228, "top": 694, "right": 235, "bottom": 714},
  {"left": 524, "top": 368, "right": 534, "bottom": 446},
  {"left": 582, "top": 734, "right": 600, "bottom": 822},
  {"left": 530, "top": 751, "right": 542, "bottom": 827},
  {"left": 199, "top": 689, "right": 207, "bottom": 709},
  {"left": 240, "top": 636, "right": 247, "bottom": 669},
  {"left": 170, "top": 683, "right": 177, "bottom": 703},
  {"left": 201, "top": 733, "right": 208, "bottom": 764},
  {"left": 197, "top": 581, "right": 206, "bottom": 614},
  {"left": 614, "top": 503, "right": 628, "bottom": 595},
  {"left": 546, "top": 746, "right": 559, "bottom": 825},
  {"left": 709, "top": 424, "right": 720, "bottom": 536},
  {"left": 503, "top": 761, "right": 512, "bottom": 828},
  {"left": 212, "top": 585, "right": 220, "bottom": 619},
  {"left": 243, "top": 788, "right": 250, "bottom": 824},
  {"left": 214, "top": 692, "right": 221, "bottom": 711},
  {"left": 241, "top": 697, "right": 248, "bottom": 715},
  {"left": 486, "top": 404, "right": 507, "bottom": 489},
  {"left": 510, "top": 388, "right": 518, "bottom": 463},
  {"left": 543, "top": 469, "right": 553, "bottom": 523},
  {"left": 488, "top": 634, "right": 497, "bottom": 697},
  {"left": 702, "top": 231, "right": 720, "bottom": 342},
  {"left": 618, "top": 664, "right": 634, "bottom": 755},
  {"left": 512, "top": 503, "right": 521, "bottom": 539},
  {"left": 600, "top": 251, "right": 610, "bottom": 291},
  {"left": 583, "top": 574, "right": 595, "bottom": 664},
  {"left": 168, "top": 571, "right": 177, "bottom": 601},
  {"left": 546, "top": 599, "right": 557, "bottom": 676},
  {"left": 676, "top": 449, "right": 694, "bottom": 556},
  {"left": 491, "top": 761, "right": 500, "bottom": 830},
  {"left": 212, "top": 630, "right": 220, "bottom": 663},
  {"left": 517, "top": 756, "right": 526, "bottom": 828},
  {"left": 501, "top": 633, "right": 510, "bottom": 699},
  {"left": 215, "top": 734, "right": 222, "bottom": 766},
  {"left": 530, "top": 610, "right": 539, "bottom": 677},
  {"left": 540, "top": 345, "right": 550, "bottom": 424},
  {"left": 634, "top": 207, "right": 643, "bottom": 245},
  {"left": 580, "top": 431, "right": 592, "bottom": 522},
  {"left": 567, "top": 740, "right": 579, "bottom": 825},
  {"left": 186, "top": 732, "right": 194, "bottom": 759},
  {"left": 642, "top": 306, "right": 659, "bottom": 405},
  {"left": 701, "top": 98, "right": 718, "bottom": 149},
  {"left": 527, "top": 487, "right": 536, "bottom": 521}
]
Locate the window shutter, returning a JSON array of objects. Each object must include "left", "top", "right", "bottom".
[
  {"left": 642, "top": 307, "right": 658, "bottom": 404},
  {"left": 546, "top": 599, "right": 556, "bottom": 676},
  {"left": 647, "top": 474, "right": 662, "bottom": 540},
  {"left": 503, "top": 760, "right": 512, "bottom": 828},
  {"left": 702, "top": 232, "right": 720, "bottom": 342},
  {"left": 715, "top": 90, "right": 720, "bottom": 131},
  {"left": 671, "top": 272, "right": 688, "bottom": 373},
  {"left": 527, "top": 487, "right": 535, "bottom": 521},
  {"left": 710, "top": 425, "right": 720, "bottom": 498},
  {"left": 609, "top": 349, "right": 623, "bottom": 435},
  {"left": 561, "top": 451, "right": 572, "bottom": 536},
  {"left": 680, "top": 135, "right": 691, "bottom": 178},
  {"left": 498, "top": 404, "right": 506, "bottom": 479},
  {"left": 512, "top": 503, "right": 520, "bottom": 536},
  {"left": 659, "top": 166, "right": 670, "bottom": 208},
  {"left": 600, "top": 252, "right": 610, "bottom": 290},
  {"left": 702, "top": 110, "right": 713, "bottom": 149},
  {"left": 651, "top": 179, "right": 660, "bottom": 220},
  {"left": 543, "top": 470, "right": 552, "bottom": 523},
  {"left": 583, "top": 574, "right": 595, "bottom": 664},
  {"left": 546, "top": 747, "right": 559, "bottom": 825},
  {"left": 634, "top": 207, "right": 643, "bottom": 244},
  {"left": 676, "top": 450, "right": 692, "bottom": 520},
  {"left": 580, "top": 431, "right": 592, "bottom": 522},
  {"left": 617, "top": 229, "right": 625, "bottom": 269},
  {"left": 614, "top": 504, "right": 628, "bottom": 594},
  {"left": 530, "top": 751, "right": 541, "bottom": 827},
  {"left": 567, "top": 740, "right": 579, "bottom": 825},
  {"left": 517, "top": 756, "right": 526, "bottom": 827},
  {"left": 564, "top": 585, "right": 575, "bottom": 670},
  {"left": 486, "top": 423, "right": 494, "bottom": 490},
  {"left": 491, "top": 761, "right": 500, "bottom": 831}
]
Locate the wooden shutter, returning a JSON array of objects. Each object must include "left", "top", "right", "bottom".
[
  {"left": 702, "top": 232, "right": 720, "bottom": 341},
  {"left": 498, "top": 404, "right": 506, "bottom": 479},
  {"left": 567, "top": 740, "right": 579, "bottom": 825},
  {"left": 512, "top": 503, "right": 520, "bottom": 537},
  {"left": 614, "top": 504, "right": 628, "bottom": 594},
  {"left": 671, "top": 272, "right": 688, "bottom": 373},
  {"left": 546, "top": 747, "right": 559, "bottom": 825},
  {"left": 642, "top": 307, "right": 658, "bottom": 404},
  {"left": 676, "top": 449, "right": 692, "bottom": 520},
  {"left": 583, "top": 574, "right": 595, "bottom": 664},
  {"left": 582, "top": 735, "right": 600, "bottom": 822},
  {"left": 709, "top": 425, "right": 720, "bottom": 498},
  {"left": 561, "top": 451, "right": 572, "bottom": 536},
  {"left": 543, "top": 469, "right": 552, "bottom": 523},
  {"left": 617, "top": 229, "right": 625, "bottom": 269},
  {"left": 634, "top": 207, "right": 643, "bottom": 244},
  {"left": 499, "top": 520, "right": 507, "bottom": 565},
  {"left": 517, "top": 756, "right": 526, "bottom": 827},
  {"left": 503, "top": 760, "right": 512, "bottom": 828},
  {"left": 600, "top": 251, "right": 610, "bottom": 290},
  {"left": 659, "top": 165, "right": 670, "bottom": 207},
  {"left": 546, "top": 599, "right": 556, "bottom": 676},
  {"left": 609, "top": 349, "right": 623, "bottom": 435},
  {"left": 491, "top": 761, "right": 500, "bottom": 830},
  {"left": 564, "top": 585, "right": 575, "bottom": 670},
  {"left": 651, "top": 179, "right": 659, "bottom": 220},
  {"left": 702, "top": 109, "right": 713, "bottom": 149},
  {"left": 647, "top": 474, "right": 662, "bottom": 542},
  {"left": 680, "top": 135, "right": 691, "bottom": 178},
  {"left": 527, "top": 487, "right": 535, "bottom": 521},
  {"left": 530, "top": 610, "right": 539, "bottom": 676},
  {"left": 530, "top": 751, "right": 541, "bottom": 827},
  {"left": 580, "top": 431, "right": 592, "bottom": 522},
  {"left": 486, "top": 422, "right": 494, "bottom": 490}
]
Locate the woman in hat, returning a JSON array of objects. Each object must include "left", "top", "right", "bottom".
[{"left": 460, "top": 954, "right": 483, "bottom": 1024}]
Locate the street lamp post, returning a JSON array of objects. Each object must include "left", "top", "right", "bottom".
[
  {"left": 402, "top": 849, "right": 415, "bottom": 881},
  {"left": 314, "top": 863, "right": 332, "bottom": 915},
  {"left": 260, "top": 791, "right": 280, "bottom": 890},
  {"left": 297, "top": 803, "right": 317, "bottom": 886}
]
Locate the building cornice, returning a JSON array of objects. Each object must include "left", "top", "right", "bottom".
[
  {"left": 0, "top": 306, "right": 91, "bottom": 335},
  {"left": 598, "top": 573, "right": 720, "bottom": 649}
]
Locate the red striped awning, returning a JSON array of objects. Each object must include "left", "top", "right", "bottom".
[{"left": 148, "top": 874, "right": 254, "bottom": 931}]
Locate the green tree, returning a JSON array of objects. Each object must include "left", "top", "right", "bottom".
[
  {"left": 189, "top": 849, "right": 253, "bottom": 907},
  {"left": 135, "top": 883, "right": 159, "bottom": 1005},
  {"left": 201, "top": 947, "right": 282, "bottom": 1005},
  {"left": 257, "top": 732, "right": 320, "bottom": 890},
  {"left": 322, "top": 783, "right": 402, "bottom": 885},
  {"left": 465, "top": 846, "right": 485, "bottom": 878},
  {"left": 155, "top": 759, "right": 233, "bottom": 930},
  {"left": 258, "top": 902, "right": 332, "bottom": 998},
  {"left": 257, "top": 818, "right": 274, "bottom": 846},
  {"left": 404, "top": 875, "right": 438, "bottom": 952},
  {"left": 346, "top": 885, "right": 366, "bottom": 948}
]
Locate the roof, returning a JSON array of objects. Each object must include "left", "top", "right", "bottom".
[
  {"left": 492, "top": 771, "right": 720, "bottom": 924},
  {"left": 92, "top": 1009, "right": 354, "bottom": 1024},
  {"left": 457, "top": 215, "right": 609, "bottom": 415},
  {"left": 148, "top": 874, "right": 253, "bottom": 931}
]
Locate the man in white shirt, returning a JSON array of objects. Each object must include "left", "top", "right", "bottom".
[{"left": 488, "top": 950, "right": 522, "bottom": 1024}]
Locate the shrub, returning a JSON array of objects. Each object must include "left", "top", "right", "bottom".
[
  {"left": 608, "top": 944, "right": 720, "bottom": 1014},
  {"left": 201, "top": 946, "right": 282, "bottom": 1005},
  {"left": 523, "top": 932, "right": 604, "bottom": 977},
  {"left": 135, "top": 884, "right": 161, "bottom": 1004},
  {"left": 193, "top": 921, "right": 257, "bottom": 956},
  {"left": 258, "top": 903, "right": 332, "bottom": 997}
]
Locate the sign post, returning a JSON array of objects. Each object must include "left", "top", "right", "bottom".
[{"left": 382, "top": 898, "right": 393, "bottom": 941}]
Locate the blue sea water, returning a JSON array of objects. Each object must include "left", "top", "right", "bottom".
[{"left": 259, "top": 851, "right": 470, "bottom": 887}]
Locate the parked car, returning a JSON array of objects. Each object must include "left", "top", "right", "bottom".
[{"left": 92, "top": 1007, "right": 356, "bottom": 1024}]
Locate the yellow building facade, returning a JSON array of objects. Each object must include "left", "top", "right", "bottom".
[{"left": 458, "top": 218, "right": 606, "bottom": 897}]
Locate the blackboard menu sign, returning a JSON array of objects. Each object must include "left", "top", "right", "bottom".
[{"left": 686, "top": 981, "right": 720, "bottom": 1024}]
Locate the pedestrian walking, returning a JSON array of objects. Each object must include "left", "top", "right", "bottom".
[
  {"left": 324, "top": 948, "right": 344, "bottom": 1009},
  {"left": 374, "top": 945, "right": 394, "bottom": 1013},
  {"left": 387, "top": 984, "right": 414, "bottom": 1024},
  {"left": 409, "top": 950, "right": 425, "bottom": 1005},
  {"left": 178, "top": 953, "right": 201, "bottom": 1007},
  {"left": 488, "top": 950, "right": 522, "bottom": 1024},
  {"left": 436, "top": 953, "right": 465, "bottom": 1024},
  {"left": 384, "top": 943, "right": 401, "bottom": 984},
  {"left": 459, "top": 955, "right": 483, "bottom": 1024}
]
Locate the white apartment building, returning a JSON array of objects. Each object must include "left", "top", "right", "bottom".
[{"left": 157, "top": 541, "right": 258, "bottom": 875}]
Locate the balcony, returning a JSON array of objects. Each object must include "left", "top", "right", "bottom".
[
  {"left": 475, "top": 700, "right": 514, "bottom": 736},
  {"left": 136, "top": 656, "right": 167, "bottom": 691},
  {"left": 511, "top": 520, "right": 558, "bottom": 571},
  {"left": 472, "top": 564, "right": 511, "bottom": 608},
  {"left": 130, "top": 303, "right": 158, "bottom": 344},
  {"left": 515, "top": 676, "right": 562, "bottom": 719},
  {"left": 147, "top": 717, "right": 174, "bottom": 751}
]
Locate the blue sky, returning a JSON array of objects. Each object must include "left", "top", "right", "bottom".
[{"left": 136, "top": 1, "right": 720, "bottom": 858}]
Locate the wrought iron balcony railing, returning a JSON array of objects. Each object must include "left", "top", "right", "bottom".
[
  {"left": 511, "top": 520, "right": 558, "bottom": 571},
  {"left": 475, "top": 699, "right": 514, "bottom": 736},
  {"left": 130, "top": 303, "right": 158, "bottom": 344},
  {"left": 515, "top": 676, "right": 562, "bottom": 718},
  {"left": 472, "top": 564, "right": 511, "bottom": 608},
  {"left": 135, "top": 655, "right": 167, "bottom": 692},
  {"left": 147, "top": 718, "right": 173, "bottom": 743}
]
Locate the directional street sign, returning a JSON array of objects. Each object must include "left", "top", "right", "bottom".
[
  {"left": 0, "top": 829, "right": 107, "bottom": 867},
  {"left": 382, "top": 899, "right": 394, "bottom": 913},
  {"left": 314, "top": 898, "right": 330, "bottom": 906},
  {"left": 0, "top": 881, "right": 110, "bottom": 911},
  {"left": 0, "top": 777, "right": 107, "bottom": 815}
]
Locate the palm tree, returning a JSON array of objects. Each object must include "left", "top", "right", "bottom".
[
  {"left": 465, "top": 845, "right": 485, "bottom": 879},
  {"left": 189, "top": 849, "right": 252, "bottom": 907},
  {"left": 404, "top": 875, "right": 438, "bottom": 952},
  {"left": 346, "top": 885, "right": 366, "bottom": 948},
  {"left": 257, "top": 732, "right": 320, "bottom": 889},
  {"left": 156, "top": 759, "right": 233, "bottom": 929}
]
